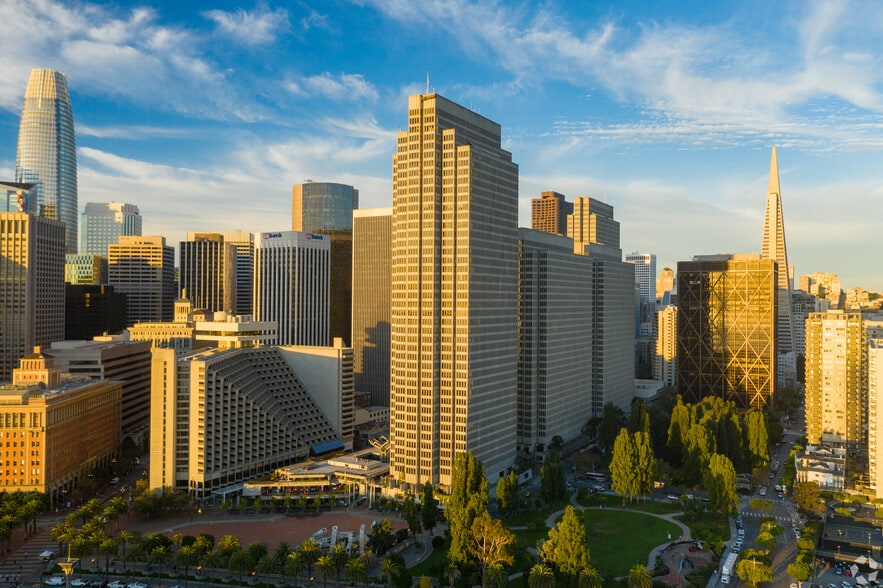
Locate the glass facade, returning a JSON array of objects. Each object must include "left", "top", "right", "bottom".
[{"left": 15, "top": 70, "right": 78, "bottom": 254}]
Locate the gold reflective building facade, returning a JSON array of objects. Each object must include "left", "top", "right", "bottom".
[{"left": 390, "top": 94, "right": 519, "bottom": 487}]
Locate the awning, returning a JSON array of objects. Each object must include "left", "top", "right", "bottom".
[{"left": 311, "top": 439, "right": 344, "bottom": 455}]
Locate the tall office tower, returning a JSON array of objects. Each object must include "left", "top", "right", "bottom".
[
  {"left": 626, "top": 252, "right": 657, "bottom": 304},
  {"left": 0, "top": 351, "right": 120, "bottom": 500},
  {"left": 804, "top": 311, "right": 866, "bottom": 450},
  {"left": 531, "top": 191, "right": 573, "bottom": 236},
  {"left": 0, "top": 212, "right": 65, "bottom": 382},
  {"left": 760, "top": 147, "right": 795, "bottom": 358},
  {"left": 567, "top": 197, "right": 635, "bottom": 415},
  {"left": 280, "top": 339, "right": 355, "bottom": 449},
  {"left": 869, "top": 337, "right": 883, "bottom": 499},
  {"left": 517, "top": 229, "right": 592, "bottom": 452},
  {"left": 677, "top": 254, "right": 777, "bottom": 410},
  {"left": 108, "top": 236, "right": 176, "bottom": 325},
  {"left": 220, "top": 231, "right": 254, "bottom": 316},
  {"left": 800, "top": 272, "right": 842, "bottom": 309},
  {"left": 15, "top": 70, "right": 77, "bottom": 253},
  {"left": 1, "top": 182, "right": 35, "bottom": 212},
  {"left": 292, "top": 182, "right": 358, "bottom": 345},
  {"left": 627, "top": 252, "right": 657, "bottom": 378},
  {"left": 568, "top": 196, "right": 619, "bottom": 254},
  {"left": 45, "top": 339, "right": 151, "bottom": 442},
  {"left": 179, "top": 233, "right": 237, "bottom": 314},
  {"left": 65, "top": 284, "right": 127, "bottom": 340},
  {"left": 80, "top": 202, "right": 142, "bottom": 256},
  {"left": 149, "top": 346, "right": 340, "bottom": 498},
  {"left": 254, "top": 231, "right": 330, "bottom": 346},
  {"left": 65, "top": 253, "right": 107, "bottom": 284},
  {"left": 390, "top": 93, "right": 519, "bottom": 488},
  {"left": 352, "top": 208, "right": 391, "bottom": 406},
  {"left": 656, "top": 267, "right": 675, "bottom": 303},
  {"left": 654, "top": 305, "right": 677, "bottom": 386}
]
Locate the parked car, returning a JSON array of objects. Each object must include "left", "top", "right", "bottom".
[
  {"left": 44, "top": 577, "right": 64, "bottom": 586},
  {"left": 128, "top": 583, "right": 148, "bottom": 588},
  {"left": 107, "top": 581, "right": 126, "bottom": 588},
  {"left": 71, "top": 579, "right": 89, "bottom": 587}
]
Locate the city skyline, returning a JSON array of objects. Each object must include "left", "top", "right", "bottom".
[{"left": 1, "top": 1, "right": 882, "bottom": 290}]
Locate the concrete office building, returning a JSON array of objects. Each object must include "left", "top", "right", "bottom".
[
  {"left": 517, "top": 228, "right": 592, "bottom": 452},
  {"left": 654, "top": 305, "right": 677, "bottom": 387},
  {"left": 44, "top": 338, "right": 151, "bottom": 442},
  {"left": 64, "top": 284, "right": 127, "bottom": 341},
  {"left": 108, "top": 236, "right": 176, "bottom": 325},
  {"left": 193, "top": 312, "right": 276, "bottom": 350},
  {"left": 0, "top": 350, "right": 120, "bottom": 501},
  {"left": 626, "top": 252, "right": 657, "bottom": 304},
  {"left": 352, "top": 208, "right": 391, "bottom": 406},
  {"left": 15, "top": 70, "right": 78, "bottom": 253},
  {"left": 65, "top": 253, "right": 107, "bottom": 284},
  {"left": 80, "top": 202, "right": 141, "bottom": 256},
  {"left": 567, "top": 197, "right": 635, "bottom": 414},
  {"left": 254, "top": 231, "right": 330, "bottom": 347},
  {"left": 292, "top": 182, "right": 358, "bottom": 345},
  {"left": 280, "top": 339, "right": 355, "bottom": 449},
  {"left": 531, "top": 191, "right": 572, "bottom": 236},
  {"left": 804, "top": 311, "right": 866, "bottom": 450},
  {"left": 677, "top": 254, "right": 777, "bottom": 410},
  {"left": 220, "top": 231, "right": 254, "bottom": 316},
  {"left": 390, "top": 93, "right": 519, "bottom": 488},
  {"left": 0, "top": 212, "right": 65, "bottom": 382},
  {"left": 149, "top": 346, "right": 340, "bottom": 498},
  {"left": 180, "top": 232, "right": 237, "bottom": 314},
  {"left": 1, "top": 182, "right": 35, "bottom": 213}
]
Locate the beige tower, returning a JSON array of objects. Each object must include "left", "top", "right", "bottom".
[
  {"left": 390, "top": 93, "right": 519, "bottom": 488},
  {"left": 804, "top": 311, "right": 865, "bottom": 449},
  {"left": 868, "top": 318, "right": 883, "bottom": 498},
  {"left": 654, "top": 305, "right": 677, "bottom": 386}
]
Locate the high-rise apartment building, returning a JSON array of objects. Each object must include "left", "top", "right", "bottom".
[
  {"left": 80, "top": 202, "right": 142, "bottom": 256},
  {"left": 390, "top": 93, "right": 519, "bottom": 488},
  {"left": 677, "top": 254, "right": 777, "bottom": 410},
  {"left": 0, "top": 212, "right": 65, "bottom": 382},
  {"left": 517, "top": 229, "right": 592, "bottom": 452},
  {"left": 760, "top": 147, "right": 795, "bottom": 357},
  {"left": 791, "top": 290, "right": 828, "bottom": 360},
  {"left": 800, "top": 272, "right": 842, "bottom": 309},
  {"left": 254, "top": 231, "right": 330, "bottom": 346},
  {"left": 869, "top": 337, "right": 883, "bottom": 498},
  {"left": 804, "top": 311, "right": 866, "bottom": 449},
  {"left": 65, "top": 253, "right": 107, "bottom": 284},
  {"left": 352, "top": 208, "right": 391, "bottom": 406},
  {"left": 15, "top": 70, "right": 78, "bottom": 253},
  {"left": 149, "top": 346, "right": 340, "bottom": 498},
  {"left": 531, "top": 191, "right": 573, "bottom": 236},
  {"left": 179, "top": 232, "right": 237, "bottom": 314},
  {"left": 292, "top": 181, "right": 358, "bottom": 345},
  {"left": 108, "top": 236, "right": 176, "bottom": 325},
  {"left": 654, "top": 305, "right": 677, "bottom": 387},
  {"left": 567, "top": 197, "right": 635, "bottom": 414}
]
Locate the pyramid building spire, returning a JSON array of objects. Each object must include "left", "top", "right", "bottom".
[{"left": 761, "top": 146, "right": 795, "bottom": 358}]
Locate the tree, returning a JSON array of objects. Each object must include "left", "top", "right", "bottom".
[
  {"left": 754, "top": 531, "right": 778, "bottom": 551},
  {"left": 379, "top": 557, "right": 400, "bottom": 588},
  {"left": 528, "top": 564, "right": 556, "bottom": 588},
  {"left": 736, "top": 557, "right": 773, "bottom": 588},
  {"left": 344, "top": 558, "right": 367, "bottom": 585},
  {"left": 227, "top": 551, "right": 254, "bottom": 584},
  {"left": 402, "top": 498, "right": 421, "bottom": 540},
  {"left": 541, "top": 458, "right": 567, "bottom": 505},
  {"left": 748, "top": 498, "right": 774, "bottom": 512},
  {"left": 683, "top": 424, "right": 714, "bottom": 486},
  {"left": 217, "top": 534, "right": 241, "bottom": 557},
  {"left": 628, "top": 398, "right": 650, "bottom": 436},
  {"left": 98, "top": 539, "right": 118, "bottom": 580},
  {"left": 539, "top": 505, "right": 590, "bottom": 580},
  {"left": 420, "top": 481, "right": 438, "bottom": 534},
  {"left": 284, "top": 552, "right": 305, "bottom": 587},
  {"left": 610, "top": 428, "right": 636, "bottom": 503},
  {"left": 743, "top": 410, "right": 770, "bottom": 467},
  {"left": 666, "top": 395, "right": 691, "bottom": 464},
  {"left": 175, "top": 545, "right": 198, "bottom": 585},
  {"left": 578, "top": 566, "right": 602, "bottom": 588},
  {"left": 703, "top": 454, "right": 738, "bottom": 516},
  {"left": 627, "top": 563, "right": 652, "bottom": 588},
  {"left": 315, "top": 555, "right": 335, "bottom": 588},
  {"left": 447, "top": 451, "right": 489, "bottom": 566},
  {"left": 787, "top": 561, "right": 812, "bottom": 583},
  {"left": 496, "top": 471, "right": 517, "bottom": 515},
  {"left": 366, "top": 518, "right": 397, "bottom": 555},
  {"left": 598, "top": 403, "right": 627, "bottom": 455},
  {"left": 469, "top": 514, "right": 515, "bottom": 580},
  {"left": 329, "top": 543, "right": 348, "bottom": 583},
  {"left": 633, "top": 431, "right": 655, "bottom": 500},
  {"left": 299, "top": 538, "right": 320, "bottom": 580},
  {"left": 792, "top": 481, "right": 825, "bottom": 517}
]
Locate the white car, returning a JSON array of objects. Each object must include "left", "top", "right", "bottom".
[
  {"left": 107, "top": 581, "right": 126, "bottom": 588},
  {"left": 128, "top": 583, "right": 148, "bottom": 588},
  {"left": 44, "top": 578, "right": 64, "bottom": 587},
  {"left": 71, "top": 580, "right": 89, "bottom": 587}
]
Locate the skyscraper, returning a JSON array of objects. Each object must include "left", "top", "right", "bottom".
[
  {"left": 220, "top": 231, "right": 254, "bottom": 316},
  {"left": 108, "top": 236, "right": 176, "bottom": 325},
  {"left": 760, "top": 147, "right": 795, "bottom": 356},
  {"left": 15, "top": 69, "right": 78, "bottom": 253},
  {"left": 0, "top": 212, "right": 66, "bottom": 381},
  {"left": 677, "top": 254, "right": 777, "bottom": 410},
  {"left": 352, "top": 208, "right": 391, "bottom": 406},
  {"left": 292, "top": 182, "right": 358, "bottom": 345},
  {"left": 568, "top": 197, "right": 619, "bottom": 253},
  {"left": 253, "top": 231, "right": 330, "bottom": 346},
  {"left": 179, "top": 232, "right": 237, "bottom": 314},
  {"left": 390, "top": 93, "right": 519, "bottom": 488},
  {"left": 80, "top": 202, "right": 142, "bottom": 256},
  {"left": 531, "top": 190, "right": 572, "bottom": 236},
  {"left": 626, "top": 252, "right": 657, "bottom": 304}
]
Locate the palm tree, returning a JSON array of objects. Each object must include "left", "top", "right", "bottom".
[
  {"left": 344, "top": 558, "right": 367, "bottom": 586},
  {"left": 484, "top": 563, "right": 506, "bottom": 588},
  {"left": 149, "top": 545, "right": 171, "bottom": 588},
  {"left": 578, "top": 566, "right": 602, "bottom": 588},
  {"left": 227, "top": 551, "right": 253, "bottom": 584},
  {"left": 70, "top": 536, "right": 91, "bottom": 571},
  {"left": 271, "top": 541, "right": 291, "bottom": 583},
  {"left": 330, "top": 543, "right": 348, "bottom": 583},
  {"left": 98, "top": 538, "right": 118, "bottom": 580},
  {"left": 315, "top": 555, "right": 335, "bottom": 588},
  {"left": 299, "top": 538, "right": 320, "bottom": 580},
  {"left": 217, "top": 534, "right": 242, "bottom": 558},
  {"left": 444, "top": 563, "right": 461, "bottom": 588},
  {"left": 246, "top": 541, "right": 268, "bottom": 564},
  {"left": 175, "top": 545, "right": 197, "bottom": 587},
  {"left": 527, "top": 563, "right": 556, "bottom": 588},
  {"left": 627, "top": 563, "right": 652, "bottom": 588},
  {"left": 379, "top": 558, "right": 400, "bottom": 588},
  {"left": 284, "top": 552, "right": 305, "bottom": 588}
]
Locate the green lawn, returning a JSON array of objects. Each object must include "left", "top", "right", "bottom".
[{"left": 580, "top": 509, "right": 680, "bottom": 577}]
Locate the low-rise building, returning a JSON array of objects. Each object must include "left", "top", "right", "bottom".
[{"left": 796, "top": 445, "right": 846, "bottom": 490}]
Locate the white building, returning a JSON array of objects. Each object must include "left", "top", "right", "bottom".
[
  {"left": 254, "top": 231, "right": 330, "bottom": 347},
  {"left": 80, "top": 202, "right": 141, "bottom": 256}
]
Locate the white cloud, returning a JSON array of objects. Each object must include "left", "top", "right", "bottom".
[
  {"left": 286, "top": 73, "right": 379, "bottom": 102},
  {"left": 202, "top": 4, "right": 290, "bottom": 46}
]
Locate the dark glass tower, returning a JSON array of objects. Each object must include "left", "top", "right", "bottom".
[{"left": 15, "top": 69, "right": 78, "bottom": 254}]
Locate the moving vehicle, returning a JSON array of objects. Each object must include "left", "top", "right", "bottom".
[{"left": 721, "top": 552, "right": 738, "bottom": 584}]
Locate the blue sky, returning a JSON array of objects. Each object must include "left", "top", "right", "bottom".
[{"left": 1, "top": 0, "right": 882, "bottom": 291}]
